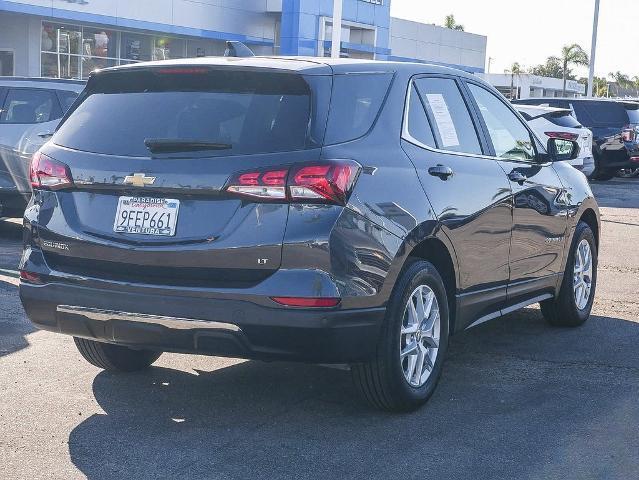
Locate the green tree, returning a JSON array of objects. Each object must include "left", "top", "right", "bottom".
[
  {"left": 633, "top": 76, "right": 639, "bottom": 97},
  {"left": 592, "top": 76, "right": 609, "bottom": 97},
  {"left": 609, "top": 71, "right": 630, "bottom": 97},
  {"left": 560, "top": 44, "right": 589, "bottom": 97},
  {"left": 505, "top": 62, "right": 523, "bottom": 99},
  {"left": 444, "top": 14, "right": 464, "bottom": 31},
  {"left": 529, "top": 56, "right": 564, "bottom": 79}
]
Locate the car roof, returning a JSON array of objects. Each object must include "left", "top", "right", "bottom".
[
  {"left": 0, "top": 77, "right": 85, "bottom": 91},
  {"left": 94, "top": 55, "right": 477, "bottom": 79},
  {"left": 518, "top": 97, "right": 639, "bottom": 105},
  {"left": 514, "top": 104, "right": 572, "bottom": 116}
]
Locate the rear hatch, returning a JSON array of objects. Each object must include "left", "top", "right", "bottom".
[{"left": 36, "top": 64, "right": 331, "bottom": 287}]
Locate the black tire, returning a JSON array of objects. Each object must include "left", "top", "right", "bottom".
[
  {"left": 540, "top": 221, "right": 597, "bottom": 327},
  {"left": 589, "top": 155, "right": 614, "bottom": 181},
  {"left": 351, "top": 259, "right": 450, "bottom": 412},
  {"left": 74, "top": 337, "right": 162, "bottom": 372}
]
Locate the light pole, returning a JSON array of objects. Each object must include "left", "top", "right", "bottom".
[
  {"left": 587, "top": 0, "right": 601, "bottom": 97},
  {"left": 331, "top": 0, "right": 343, "bottom": 58}
]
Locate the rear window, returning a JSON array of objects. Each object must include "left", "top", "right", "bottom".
[
  {"left": 324, "top": 73, "right": 393, "bottom": 145},
  {"left": 546, "top": 112, "right": 582, "bottom": 128},
  {"left": 0, "top": 88, "right": 61, "bottom": 124},
  {"left": 625, "top": 103, "right": 639, "bottom": 124},
  {"left": 571, "top": 101, "right": 628, "bottom": 127},
  {"left": 53, "top": 68, "right": 328, "bottom": 157}
]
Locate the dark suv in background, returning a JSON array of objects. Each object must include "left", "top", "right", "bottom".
[
  {"left": 0, "top": 78, "right": 83, "bottom": 217},
  {"left": 514, "top": 98, "right": 639, "bottom": 180},
  {"left": 19, "top": 58, "right": 600, "bottom": 411}
]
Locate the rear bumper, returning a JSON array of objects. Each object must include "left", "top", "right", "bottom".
[{"left": 19, "top": 280, "right": 386, "bottom": 363}]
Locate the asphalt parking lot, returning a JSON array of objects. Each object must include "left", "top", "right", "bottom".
[{"left": 1, "top": 179, "right": 638, "bottom": 480}]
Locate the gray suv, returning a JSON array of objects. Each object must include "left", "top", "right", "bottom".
[
  {"left": 19, "top": 58, "right": 599, "bottom": 411},
  {"left": 0, "top": 77, "right": 83, "bottom": 217}
]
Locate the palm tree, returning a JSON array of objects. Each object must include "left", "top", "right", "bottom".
[
  {"left": 592, "top": 76, "right": 608, "bottom": 97},
  {"left": 505, "top": 62, "right": 522, "bottom": 99},
  {"left": 560, "top": 44, "right": 589, "bottom": 97},
  {"left": 444, "top": 14, "right": 464, "bottom": 31},
  {"left": 609, "top": 71, "right": 630, "bottom": 97}
]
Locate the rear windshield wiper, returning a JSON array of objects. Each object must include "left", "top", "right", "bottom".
[{"left": 144, "top": 138, "right": 232, "bottom": 154}]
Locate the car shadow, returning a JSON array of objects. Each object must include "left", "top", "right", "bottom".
[{"left": 67, "top": 308, "right": 639, "bottom": 480}]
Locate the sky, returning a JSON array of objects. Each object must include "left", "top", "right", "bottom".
[{"left": 390, "top": 0, "right": 639, "bottom": 79}]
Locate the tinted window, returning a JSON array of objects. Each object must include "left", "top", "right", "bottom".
[
  {"left": 414, "top": 78, "right": 482, "bottom": 155},
  {"left": 406, "top": 84, "right": 436, "bottom": 148},
  {"left": 57, "top": 90, "right": 79, "bottom": 113},
  {"left": 546, "top": 112, "right": 582, "bottom": 128},
  {"left": 468, "top": 83, "right": 535, "bottom": 161},
  {"left": 0, "top": 88, "right": 61, "bottom": 124},
  {"left": 571, "top": 101, "right": 627, "bottom": 127},
  {"left": 625, "top": 103, "right": 639, "bottom": 124},
  {"left": 54, "top": 70, "right": 321, "bottom": 157},
  {"left": 324, "top": 73, "right": 393, "bottom": 145}
]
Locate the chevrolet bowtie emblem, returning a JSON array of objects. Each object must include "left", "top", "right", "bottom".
[{"left": 123, "top": 173, "right": 156, "bottom": 187}]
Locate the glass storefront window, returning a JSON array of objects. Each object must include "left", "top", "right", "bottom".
[
  {"left": 82, "top": 57, "right": 117, "bottom": 79},
  {"left": 153, "top": 37, "right": 185, "bottom": 60},
  {"left": 186, "top": 39, "right": 226, "bottom": 58},
  {"left": 40, "top": 20, "right": 268, "bottom": 80},
  {"left": 120, "top": 32, "right": 153, "bottom": 62},
  {"left": 41, "top": 52, "right": 80, "bottom": 79},
  {"left": 82, "top": 27, "right": 118, "bottom": 58},
  {"left": 42, "top": 23, "right": 81, "bottom": 55}
]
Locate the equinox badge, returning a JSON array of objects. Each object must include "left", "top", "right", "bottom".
[{"left": 123, "top": 173, "right": 156, "bottom": 187}]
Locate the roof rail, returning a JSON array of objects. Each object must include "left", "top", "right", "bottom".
[{"left": 224, "top": 41, "right": 255, "bottom": 58}]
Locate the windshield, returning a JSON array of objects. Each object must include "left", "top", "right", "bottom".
[{"left": 53, "top": 68, "right": 329, "bottom": 157}]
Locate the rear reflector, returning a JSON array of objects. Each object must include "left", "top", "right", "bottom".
[
  {"left": 30, "top": 152, "right": 73, "bottom": 190},
  {"left": 270, "top": 297, "right": 341, "bottom": 308},
  {"left": 225, "top": 160, "right": 360, "bottom": 205},
  {"left": 19, "top": 270, "right": 43, "bottom": 284}
]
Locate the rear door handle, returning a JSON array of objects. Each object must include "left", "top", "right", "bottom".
[
  {"left": 37, "top": 132, "right": 54, "bottom": 139},
  {"left": 428, "top": 165, "right": 454, "bottom": 180},
  {"left": 508, "top": 171, "right": 527, "bottom": 184}
]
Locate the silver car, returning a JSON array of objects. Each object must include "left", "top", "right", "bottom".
[
  {"left": 515, "top": 104, "right": 595, "bottom": 178},
  {"left": 0, "top": 77, "right": 84, "bottom": 217}
]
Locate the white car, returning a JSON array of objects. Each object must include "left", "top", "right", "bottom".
[{"left": 515, "top": 105, "right": 594, "bottom": 177}]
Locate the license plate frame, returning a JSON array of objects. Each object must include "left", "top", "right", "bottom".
[{"left": 113, "top": 196, "right": 180, "bottom": 237}]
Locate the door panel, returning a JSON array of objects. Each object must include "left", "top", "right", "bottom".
[
  {"left": 464, "top": 81, "right": 568, "bottom": 304},
  {"left": 401, "top": 77, "right": 513, "bottom": 329}
]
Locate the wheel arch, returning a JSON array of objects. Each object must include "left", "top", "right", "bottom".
[
  {"left": 579, "top": 207, "right": 599, "bottom": 248},
  {"left": 404, "top": 236, "right": 459, "bottom": 332}
]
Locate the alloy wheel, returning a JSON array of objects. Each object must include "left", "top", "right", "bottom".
[
  {"left": 400, "top": 285, "right": 441, "bottom": 387},
  {"left": 573, "top": 239, "right": 593, "bottom": 310}
]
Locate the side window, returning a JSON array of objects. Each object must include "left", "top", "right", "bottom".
[
  {"left": 413, "top": 77, "right": 482, "bottom": 155},
  {"left": 467, "top": 83, "right": 536, "bottom": 161},
  {"left": 405, "top": 84, "right": 436, "bottom": 148},
  {"left": 0, "top": 88, "right": 61, "bottom": 124},
  {"left": 57, "top": 90, "right": 79, "bottom": 113},
  {"left": 325, "top": 73, "right": 393, "bottom": 145}
]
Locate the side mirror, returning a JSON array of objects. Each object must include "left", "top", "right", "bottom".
[{"left": 547, "top": 137, "right": 580, "bottom": 162}]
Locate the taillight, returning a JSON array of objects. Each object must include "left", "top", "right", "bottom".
[
  {"left": 30, "top": 152, "right": 73, "bottom": 190},
  {"left": 225, "top": 161, "right": 360, "bottom": 205},
  {"left": 545, "top": 132, "right": 579, "bottom": 141},
  {"left": 621, "top": 125, "right": 637, "bottom": 143}
]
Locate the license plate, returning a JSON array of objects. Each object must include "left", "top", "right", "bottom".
[{"left": 113, "top": 196, "right": 180, "bottom": 236}]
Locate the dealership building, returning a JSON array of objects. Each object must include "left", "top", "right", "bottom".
[{"left": 0, "top": 0, "right": 487, "bottom": 80}]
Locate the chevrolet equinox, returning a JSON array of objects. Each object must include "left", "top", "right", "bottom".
[{"left": 19, "top": 58, "right": 600, "bottom": 412}]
